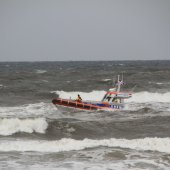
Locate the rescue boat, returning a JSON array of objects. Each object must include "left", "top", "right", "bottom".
[{"left": 52, "top": 75, "right": 132, "bottom": 111}]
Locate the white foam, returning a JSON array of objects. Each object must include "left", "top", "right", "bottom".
[
  {"left": 0, "top": 102, "right": 56, "bottom": 117},
  {"left": 6, "top": 160, "right": 168, "bottom": 170},
  {"left": 1, "top": 137, "right": 170, "bottom": 153},
  {"left": 127, "top": 91, "right": 170, "bottom": 103},
  {"left": 52, "top": 90, "right": 170, "bottom": 103},
  {"left": 149, "top": 81, "right": 170, "bottom": 85},
  {"left": 35, "top": 70, "right": 47, "bottom": 74},
  {"left": 156, "top": 82, "right": 164, "bottom": 85},
  {"left": 0, "top": 118, "right": 48, "bottom": 136},
  {"left": 101, "top": 79, "right": 112, "bottom": 82},
  {"left": 52, "top": 90, "right": 106, "bottom": 101},
  {"left": 0, "top": 84, "right": 6, "bottom": 88}
]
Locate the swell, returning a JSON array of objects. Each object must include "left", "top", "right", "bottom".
[
  {"left": 0, "top": 61, "right": 170, "bottom": 106},
  {"left": 2, "top": 115, "right": 170, "bottom": 140},
  {"left": 45, "top": 116, "right": 170, "bottom": 140}
]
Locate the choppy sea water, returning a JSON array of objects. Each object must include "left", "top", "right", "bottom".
[{"left": 0, "top": 60, "right": 170, "bottom": 170}]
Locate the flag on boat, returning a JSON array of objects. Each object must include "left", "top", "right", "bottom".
[{"left": 116, "top": 80, "right": 126, "bottom": 85}]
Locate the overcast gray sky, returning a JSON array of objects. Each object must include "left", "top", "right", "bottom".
[{"left": 0, "top": 0, "right": 170, "bottom": 61}]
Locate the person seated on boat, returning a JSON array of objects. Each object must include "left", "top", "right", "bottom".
[
  {"left": 112, "top": 98, "right": 116, "bottom": 102},
  {"left": 106, "top": 94, "right": 112, "bottom": 102},
  {"left": 112, "top": 98, "right": 119, "bottom": 103},
  {"left": 114, "top": 99, "right": 118, "bottom": 103},
  {"left": 76, "top": 94, "right": 82, "bottom": 102}
]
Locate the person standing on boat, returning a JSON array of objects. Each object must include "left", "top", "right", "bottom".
[{"left": 76, "top": 94, "right": 82, "bottom": 102}]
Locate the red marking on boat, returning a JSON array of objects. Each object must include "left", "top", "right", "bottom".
[{"left": 52, "top": 98, "right": 111, "bottom": 111}]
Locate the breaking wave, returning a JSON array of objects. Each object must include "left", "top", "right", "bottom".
[
  {"left": 52, "top": 90, "right": 106, "bottom": 101},
  {"left": 128, "top": 91, "right": 170, "bottom": 103},
  {"left": 0, "top": 137, "right": 170, "bottom": 153},
  {"left": 52, "top": 90, "right": 170, "bottom": 103},
  {"left": 0, "top": 118, "right": 48, "bottom": 136}
]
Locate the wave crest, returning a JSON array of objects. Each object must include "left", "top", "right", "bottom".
[
  {"left": 0, "top": 118, "right": 48, "bottom": 136},
  {"left": 0, "top": 137, "right": 170, "bottom": 153}
]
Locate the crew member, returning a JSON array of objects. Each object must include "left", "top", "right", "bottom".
[{"left": 76, "top": 94, "right": 82, "bottom": 102}]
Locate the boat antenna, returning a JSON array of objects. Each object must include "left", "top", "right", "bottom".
[
  {"left": 121, "top": 72, "right": 123, "bottom": 82},
  {"left": 117, "top": 75, "right": 120, "bottom": 92},
  {"left": 112, "top": 77, "right": 115, "bottom": 87}
]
